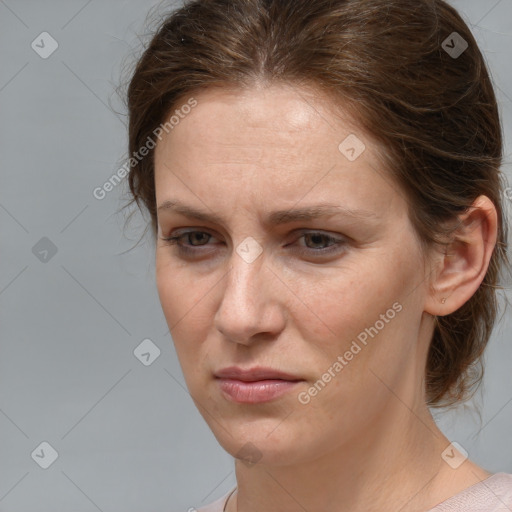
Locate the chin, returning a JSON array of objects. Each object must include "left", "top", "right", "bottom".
[{"left": 207, "top": 416, "right": 311, "bottom": 467}]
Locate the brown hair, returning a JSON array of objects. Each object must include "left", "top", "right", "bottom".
[{"left": 123, "top": 0, "right": 510, "bottom": 408}]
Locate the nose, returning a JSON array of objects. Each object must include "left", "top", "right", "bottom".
[{"left": 213, "top": 244, "right": 286, "bottom": 346}]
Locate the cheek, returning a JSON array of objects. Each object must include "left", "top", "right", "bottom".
[
  {"left": 155, "top": 261, "right": 182, "bottom": 327},
  {"left": 302, "top": 245, "right": 419, "bottom": 368},
  {"left": 155, "top": 252, "right": 211, "bottom": 322},
  {"left": 299, "top": 263, "right": 398, "bottom": 337},
  {"left": 155, "top": 258, "right": 222, "bottom": 383},
  {"left": 155, "top": 259, "right": 208, "bottom": 349}
]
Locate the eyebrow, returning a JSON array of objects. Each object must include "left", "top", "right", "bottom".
[{"left": 157, "top": 199, "right": 378, "bottom": 225}]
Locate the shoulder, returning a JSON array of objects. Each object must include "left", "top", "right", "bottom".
[
  {"left": 174, "top": 488, "right": 236, "bottom": 512},
  {"left": 429, "top": 472, "right": 512, "bottom": 511},
  {"left": 483, "top": 473, "right": 512, "bottom": 506}
]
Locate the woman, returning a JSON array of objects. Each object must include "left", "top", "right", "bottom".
[{"left": 124, "top": 0, "right": 512, "bottom": 510}]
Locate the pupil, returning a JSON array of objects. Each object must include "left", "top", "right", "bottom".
[
  {"left": 308, "top": 234, "right": 325, "bottom": 248},
  {"left": 191, "top": 233, "right": 208, "bottom": 245}
]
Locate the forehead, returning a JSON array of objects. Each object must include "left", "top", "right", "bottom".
[
  {"left": 155, "top": 82, "right": 362, "bottom": 158},
  {"left": 153, "top": 83, "right": 401, "bottom": 218},
  {"left": 191, "top": 82, "right": 341, "bottom": 121}
]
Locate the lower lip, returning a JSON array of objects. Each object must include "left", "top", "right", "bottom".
[{"left": 217, "top": 378, "right": 301, "bottom": 403}]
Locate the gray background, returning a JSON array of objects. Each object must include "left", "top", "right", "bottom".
[{"left": 0, "top": 1, "right": 511, "bottom": 511}]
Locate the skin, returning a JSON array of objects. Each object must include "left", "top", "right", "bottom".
[{"left": 153, "top": 83, "right": 497, "bottom": 512}]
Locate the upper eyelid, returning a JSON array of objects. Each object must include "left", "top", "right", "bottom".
[
  {"left": 166, "top": 228, "right": 344, "bottom": 239},
  {"left": 165, "top": 229, "right": 346, "bottom": 245}
]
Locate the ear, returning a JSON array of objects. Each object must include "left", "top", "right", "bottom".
[{"left": 424, "top": 195, "right": 498, "bottom": 317}]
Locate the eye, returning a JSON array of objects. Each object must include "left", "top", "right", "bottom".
[
  {"left": 161, "top": 230, "right": 219, "bottom": 255},
  {"left": 297, "top": 232, "right": 341, "bottom": 251},
  {"left": 169, "top": 231, "right": 211, "bottom": 246},
  {"left": 291, "top": 230, "right": 346, "bottom": 256},
  {"left": 160, "top": 229, "right": 347, "bottom": 258}
]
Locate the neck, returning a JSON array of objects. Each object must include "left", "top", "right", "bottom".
[{"left": 227, "top": 399, "right": 486, "bottom": 512}]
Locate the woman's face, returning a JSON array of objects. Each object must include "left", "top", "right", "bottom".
[{"left": 154, "top": 83, "right": 435, "bottom": 466}]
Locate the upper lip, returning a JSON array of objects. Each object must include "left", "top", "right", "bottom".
[{"left": 215, "top": 366, "right": 303, "bottom": 382}]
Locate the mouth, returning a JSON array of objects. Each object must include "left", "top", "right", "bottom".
[{"left": 214, "top": 366, "right": 304, "bottom": 403}]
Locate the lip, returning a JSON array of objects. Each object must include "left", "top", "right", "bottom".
[
  {"left": 215, "top": 366, "right": 304, "bottom": 404},
  {"left": 214, "top": 366, "right": 303, "bottom": 382}
]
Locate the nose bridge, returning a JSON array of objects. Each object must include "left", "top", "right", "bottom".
[
  {"left": 221, "top": 216, "right": 267, "bottom": 310},
  {"left": 224, "top": 246, "right": 266, "bottom": 319},
  {"left": 214, "top": 241, "right": 282, "bottom": 342}
]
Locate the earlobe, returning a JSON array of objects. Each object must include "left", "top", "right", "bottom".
[{"left": 424, "top": 195, "right": 498, "bottom": 317}]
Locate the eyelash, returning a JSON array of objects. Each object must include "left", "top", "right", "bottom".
[{"left": 160, "top": 230, "right": 346, "bottom": 257}]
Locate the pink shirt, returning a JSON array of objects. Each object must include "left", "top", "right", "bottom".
[{"left": 192, "top": 473, "right": 512, "bottom": 512}]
